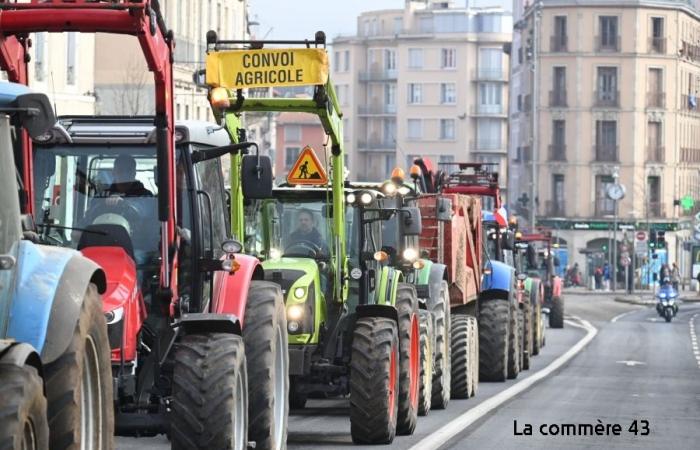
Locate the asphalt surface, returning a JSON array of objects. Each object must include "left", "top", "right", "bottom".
[{"left": 116, "top": 294, "right": 700, "bottom": 449}]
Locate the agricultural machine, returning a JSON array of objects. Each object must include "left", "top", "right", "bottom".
[
  {"left": 412, "top": 158, "right": 522, "bottom": 382},
  {"left": 0, "top": 84, "right": 113, "bottom": 449},
  {"left": 204, "top": 32, "right": 422, "bottom": 444},
  {"left": 1, "top": 2, "right": 288, "bottom": 449}
]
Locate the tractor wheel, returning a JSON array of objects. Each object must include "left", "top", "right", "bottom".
[
  {"left": 507, "top": 301, "right": 521, "bottom": 379},
  {"left": 395, "top": 283, "right": 420, "bottom": 436},
  {"left": 549, "top": 296, "right": 565, "bottom": 329},
  {"left": 350, "top": 317, "right": 399, "bottom": 445},
  {"left": 289, "top": 377, "right": 307, "bottom": 410},
  {"left": 44, "top": 283, "right": 113, "bottom": 450},
  {"left": 243, "top": 281, "right": 289, "bottom": 450},
  {"left": 417, "top": 310, "right": 434, "bottom": 416},
  {"left": 478, "top": 299, "right": 510, "bottom": 382},
  {"left": 530, "top": 281, "right": 543, "bottom": 356},
  {"left": 428, "top": 280, "right": 451, "bottom": 409},
  {"left": 450, "top": 314, "right": 474, "bottom": 398},
  {"left": 172, "top": 333, "right": 247, "bottom": 450},
  {"left": 467, "top": 315, "right": 479, "bottom": 397},
  {"left": 522, "top": 302, "right": 532, "bottom": 371},
  {"left": 0, "top": 365, "right": 49, "bottom": 450}
]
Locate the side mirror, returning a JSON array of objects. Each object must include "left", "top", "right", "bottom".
[
  {"left": 517, "top": 273, "right": 528, "bottom": 281},
  {"left": 16, "top": 93, "right": 56, "bottom": 139},
  {"left": 241, "top": 154, "right": 273, "bottom": 199},
  {"left": 436, "top": 197, "right": 452, "bottom": 221},
  {"left": 193, "top": 69, "right": 208, "bottom": 89},
  {"left": 401, "top": 207, "right": 422, "bottom": 236}
]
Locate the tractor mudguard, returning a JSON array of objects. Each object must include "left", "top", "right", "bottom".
[
  {"left": 480, "top": 260, "right": 514, "bottom": 302},
  {"left": 0, "top": 340, "right": 42, "bottom": 373},
  {"left": 178, "top": 313, "right": 242, "bottom": 336},
  {"left": 355, "top": 304, "right": 399, "bottom": 323},
  {"left": 211, "top": 253, "right": 261, "bottom": 326},
  {"left": 376, "top": 266, "right": 403, "bottom": 306},
  {"left": 551, "top": 277, "right": 563, "bottom": 297},
  {"left": 416, "top": 262, "right": 447, "bottom": 308},
  {"left": 7, "top": 242, "right": 106, "bottom": 364}
]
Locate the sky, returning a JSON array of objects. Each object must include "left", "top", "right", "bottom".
[{"left": 248, "top": 0, "right": 511, "bottom": 42}]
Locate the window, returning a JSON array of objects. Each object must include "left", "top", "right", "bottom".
[
  {"left": 407, "top": 83, "right": 422, "bottom": 104},
  {"left": 385, "top": 49, "right": 396, "bottom": 71},
  {"left": 66, "top": 32, "right": 77, "bottom": 85},
  {"left": 598, "top": 16, "right": 619, "bottom": 50},
  {"left": 335, "top": 85, "right": 348, "bottom": 106},
  {"left": 647, "top": 176, "right": 662, "bottom": 217},
  {"left": 408, "top": 48, "right": 423, "bottom": 69},
  {"left": 595, "top": 120, "right": 617, "bottom": 161},
  {"left": 385, "top": 84, "right": 396, "bottom": 110},
  {"left": 553, "top": 16, "right": 567, "bottom": 51},
  {"left": 394, "top": 17, "right": 403, "bottom": 34},
  {"left": 596, "top": 67, "right": 618, "bottom": 106},
  {"left": 407, "top": 119, "right": 423, "bottom": 140},
  {"left": 185, "top": 105, "right": 189, "bottom": 120},
  {"left": 595, "top": 175, "right": 615, "bottom": 215},
  {"left": 552, "top": 175, "right": 565, "bottom": 215},
  {"left": 441, "top": 83, "right": 456, "bottom": 104},
  {"left": 343, "top": 118, "right": 350, "bottom": 141},
  {"left": 551, "top": 67, "right": 566, "bottom": 106},
  {"left": 34, "top": 32, "right": 46, "bottom": 82},
  {"left": 439, "top": 155, "right": 455, "bottom": 164},
  {"left": 383, "top": 119, "right": 396, "bottom": 143},
  {"left": 285, "top": 147, "right": 301, "bottom": 170},
  {"left": 440, "top": 119, "right": 455, "bottom": 140},
  {"left": 441, "top": 48, "right": 456, "bottom": 69},
  {"left": 651, "top": 17, "right": 664, "bottom": 53},
  {"left": 363, "top": 20, "right": 370, "bottom": 36},
  {"left": 647, "top": 121, "right": 662, "bottom": 162},
  {"left": 385, "top": 154, "right": 396, "bottom": 178},
  {"left": 550, "top": 120, "right": 566, "bottom": 161},
  {"left": 176, "top": 103, "right": 181, "bottom": 120},
  {"left": 344, "top": 50, "right": 350, "bottom": 71},
  {"left": 478, "top": 48, "right": 502, "bottom": 79},
  {"left": 334, "top": 51, "right": 340, "bottom": 72},
  {"left": 647, "top": 68, "right": 664, "bottom": 107},
  {"left": 477, "top": 118, "right": 502, "bottom": 149},
  {"left": 479, "top": 83, "right": 502, "bottom": 114},
  {"left": 285, "top": 125, "right": 302, "bottom": 142}
]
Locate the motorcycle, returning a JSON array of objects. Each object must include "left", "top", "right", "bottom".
[{"left": 655, "top": 280, "right": 679, "bottom": 323}]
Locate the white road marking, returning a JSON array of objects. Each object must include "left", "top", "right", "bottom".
[
  {"left": 611, "top": 309, "right": 642, "bottom": 323},
  {"left": 691, "top": 315, "right": 700, "bottom": 370},
  {"left": 408, "top": 318, "right": 597, "bottom": 450},
  {"left": 615, "top": 360, "right": 647, "bottom": 367}
]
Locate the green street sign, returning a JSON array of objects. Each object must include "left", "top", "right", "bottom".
[{"left": 681, "top": 195, "right": 695, "bottom": 211}]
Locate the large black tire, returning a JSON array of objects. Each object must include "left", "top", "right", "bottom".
[
  {"left": 44, "top": 283, "right": 113, "bottom": 450},
  {"left": 417, "top": 310, "right": 434, "bottom": 416},
  {"left": 521, "top": 302, "right": 532, "bottom": 370},
  {"left": 478, "top": 299, "right": 510, "bottom": 382},
  {"left": 549, "top": 296, "right": 564, "bottom": 329},
  {"left": 428, "top": 281, "right": 451, "bottom": 409},
  {"left": 395, "top": 283, "right": 419, "bottom": 436},
  {"left": 171, "top": 333, "right": 248, "bottom": 450},
  {"left": 450, "top": 314, "right": 474, "bottom": 398},
  {"left": 467, "top": 316, "right": 479, "bottom": 397},
  {"left": 243, "top": 281, "right": 289, "bottom": 450},
  {"left": 507, "top": 301, "right": 521, "bottom": 379},
  {"left": 0, "top": 365, "right": 49, "bottom": 450},
  {"left": 350, "top": 317, "right": 399, "bottom": 445}
]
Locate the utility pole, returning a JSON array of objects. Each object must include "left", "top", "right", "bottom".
[{"left": 530, "top": 2, "right": 542, "bottom": 228}]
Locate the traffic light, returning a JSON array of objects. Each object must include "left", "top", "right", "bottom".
[
  {"left": 649, "top": 230, "right": 657, "bottom": 248},
  {"left": 657, "top": 230, "right": 666, "bottom": 249}
]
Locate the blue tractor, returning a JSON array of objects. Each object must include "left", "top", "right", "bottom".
[{"left": 0, "top": 83, "right": 113, "bottom": 449}]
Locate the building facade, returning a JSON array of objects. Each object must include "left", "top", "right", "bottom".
[
  {"left": 509, "top": 0, "right": 700, "bottom": 284},
  {"left": 332, "top": 0, "right": 512, "bottom": 188}
]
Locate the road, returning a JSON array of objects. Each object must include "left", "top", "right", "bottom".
[{"left": 116, "top": 293, "right": 700, "bottom": 449}]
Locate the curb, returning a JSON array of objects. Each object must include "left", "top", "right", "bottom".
[{"left": 613, "top": 297, "right": 655, "bottom": 306}]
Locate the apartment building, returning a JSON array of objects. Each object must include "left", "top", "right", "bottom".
[
  {"left": 509, "top": 0, "right": 700, "bottom": 279},
  {"left": 275, "top": 112, "right": 327, "bottom": 180},
  {"left": 332, "top": 0, "right": 512, "bottom": 189}
]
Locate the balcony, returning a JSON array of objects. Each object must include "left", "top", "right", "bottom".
[
  {"left": 470, "top": 104, "right": 507, "bottom": 117},
  {"left": 471, "top": 140, "right": 505, "bottom": 152},
  {"left": 648, "top": 37, "right": 666, "bottom": 54},
  {"left": 550, "top": 35, "right": 568, "bottom": 52},
  {"left": 548, "top": 145, "right": 567, "bottom": 161},
  {"left": 472, "top": 68, "right": 508, "bottom": 82},
  {"left": 359, "top": 70, "right": 398, "bottom": 82},
  {"left": 594, "top": 91, "right": 620, "bottom": 108},
  {"left": 647, "top": 201, "right": 666, "bottom": 218},
  {"left": 357, "top": 104, "right": 397, "bottom": 116},
  {"left": 545, "top": 200, "right": 566, "bottom": 217},
  {"left": 646, "top": 146, "right": 664, "bottom": 163},
  {"left": 646, "top": 92, "right": 665, "bottom": 109},
  {"left": 357, "top": 139, "right": 396, "bottom": 151},
  {"left": 596, "top": 35, "right": 620, "bottom": 52},
  {"left": 594, "top": 145, "right": 619, "bottom": 162},
  {"left": 549, "top": 90, "right": 567, "bottom": 107}
]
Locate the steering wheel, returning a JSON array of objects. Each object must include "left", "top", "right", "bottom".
[
  {"left": 284, "top": 240, "right": 324, "bottom": 259},
  {"left": 85, "top": 198, "right": 142, "bottom": 232}
]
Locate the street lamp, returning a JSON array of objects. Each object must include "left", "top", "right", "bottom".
[
  {"left": 607, "top": 167, "right": 625, "bottom": 291},
  {"left": 529, "top": 2, "right": 543, "bottom": 228}
]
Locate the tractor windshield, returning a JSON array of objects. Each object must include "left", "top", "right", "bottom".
[{"left": 32, "top": 144, "right": 161, "bottom": 268}]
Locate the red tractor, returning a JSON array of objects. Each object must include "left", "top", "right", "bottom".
[{"left": 0, "top": 2, "right": 288, "bottom": 449}]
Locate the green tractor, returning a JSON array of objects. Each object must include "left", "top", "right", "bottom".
[{"left": 204, "top": 32, "right": 422, "bottom": 444}]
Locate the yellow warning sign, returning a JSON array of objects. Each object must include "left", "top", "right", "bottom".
[
  {"left": 206, "top": 48, "right": 329, "bottom": 90},
  {"left": 287, "top": 146, "right": 328, "bottom": 186}
]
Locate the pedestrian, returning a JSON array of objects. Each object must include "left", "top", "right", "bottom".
[
  {"left": 671, "top": 262, "right": 681, "bottom": 291},
  {"left": 594, "top": 266, "right": 603, "bottom": 290},
  {"left": 603, "top": 262, "right": 611, "bottom": 291}
]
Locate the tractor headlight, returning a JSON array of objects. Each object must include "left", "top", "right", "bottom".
[
  {"left": 293, "top": 287, "right": 306, "bottom": 299},
  {"left": 397, "top": 186, "right": 411, "bottom": 196},
  {"left": 360, "top": 192, "right": 373, "bottom": 205},
  {"left": 288, "top": 321, "right": 300, "bottom": 333},
  {"left": 403, "top": 248, "right": 418, "bottom": 262},
  {"left": 105, "top": 307, "right": 124, "bottom": 325},
  {"left": 346, "top": 193, "right": 356, "bottom": 204},
  {"left": 288, "top": 305, "right": 304, "bottom": 321},
  {"left": 269, "top": 248, "right": 282, "bottom": 260},
  {"left": 382, "top": 182, "right": 397, "bottom": 196}
]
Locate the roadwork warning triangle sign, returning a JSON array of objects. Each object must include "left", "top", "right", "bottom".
[{"left": 287, "top": 146, "right": 328, "bottom": 186}]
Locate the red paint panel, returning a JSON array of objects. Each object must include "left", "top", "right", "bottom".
[{"left": 211, "top": 254, "right": 260, "bottom": 328}]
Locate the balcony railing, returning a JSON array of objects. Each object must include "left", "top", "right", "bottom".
[
  {"left": 359, "top": 70, "right": 398, "bottom": 82},
  {"left": 648, "top": 37, "right": 666, "bottom": 54},
  {"left": 596, "top": 35, "right": 621, "bottom": 52},
  {"left": 548, "top": 144, "right": 567, "bottom": 161},
  {"left": 647, "top": 201, "right": 665, "bottom": 218},
  {"left": 549, "top": 90, "right": 567, "bottom": 107},
  {"left": 646, "top": 92, "right": 665, "bottom": 108},
  {"left": 545, "top": 200, "right": 566, "bottom": 217},
  {"left": 471, "top": 104, "right": 507, "bottom": 117},
  {"left": 357, "top": 139, "right": 396, "bottom": 151},
  {"left": 594, "top": 91, "right": 620, "bottom": 107},
  {"left": 646, "top": 146, "right": 664, "bottom": 163},
  {"left": 357, "top": 104, "right": 397, "bottom": 115},
  {"left": 550, "top": 35, "right": 568, "bottom": 52},
  {"left": 471, "top": 140, "right": 505, "bottom": 152},
  {"left": 473, "top": 68, "right": 508, "bottom": 81},
  {"left": 594, "top": 145, "right": 619, "bottom": 162}
]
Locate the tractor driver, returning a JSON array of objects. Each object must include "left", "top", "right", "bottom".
[
  {"left": 105, "top": 154, "right": 153, "bottom": 201},
  {"left": 286, "top": 208, "right": 328, "bottom": 256}
]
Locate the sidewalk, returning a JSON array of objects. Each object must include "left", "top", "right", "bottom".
[{"left": 563, "top": 286, "right": 700, "bottom": 306}]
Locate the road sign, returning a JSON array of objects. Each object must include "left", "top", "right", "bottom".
[
  {"left": 636, "top": 231, "right": 646, "bottom": 241},
  {"left": 287, "top": 146, "right": 328, "bottom": 186},
  {"left": 681, "top": 195, "right": 695, "bottom": 211}
]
